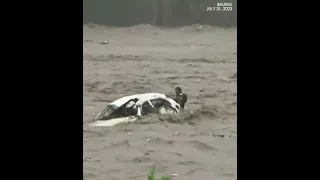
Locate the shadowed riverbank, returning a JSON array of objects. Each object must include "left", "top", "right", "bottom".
[{"left": 83, "top": 0, "right": 237, "bottom": 27}]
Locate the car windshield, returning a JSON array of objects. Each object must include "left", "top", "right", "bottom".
[
  {"left": 105, "top": 105, "right": 117, "bottom": 115},
  {"left": 96, "top": 104, "right": 118, "bottom": 120}
]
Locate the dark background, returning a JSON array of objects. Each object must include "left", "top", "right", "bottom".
[{"left": 83, "top": 0, "right": 237, "bottom": 27}]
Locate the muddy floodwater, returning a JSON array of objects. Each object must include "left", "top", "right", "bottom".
[{"left": 83, "top": 24, "right": 237, "bottom": 180}]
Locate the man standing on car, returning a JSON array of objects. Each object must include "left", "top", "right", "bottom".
[{"left": 174, "top": 87, "right": 187, "bottom": 110}]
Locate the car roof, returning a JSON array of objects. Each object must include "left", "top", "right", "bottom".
[{"left": 110, "top": 93, "right": 177, "bottom": 108}]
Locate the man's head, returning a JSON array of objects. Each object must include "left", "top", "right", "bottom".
[{"left": 175, "top": 87, "right": 182, "bottom": 96}]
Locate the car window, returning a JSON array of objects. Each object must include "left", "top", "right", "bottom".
[
  {"left": 141, "top": 101, "right": 157, "bottom": 116},
  {"left": 150, "top": 98, "right": 172, "bottom": 108}
]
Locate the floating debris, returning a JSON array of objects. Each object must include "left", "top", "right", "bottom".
[
  {"left": 171, "top": 173, "right": 178, "bottom": 177},
  {"left": 229, "top": 73, "right": 237, "bottom": 79},
  {"left": 99, "top": 41, "right": 108, "bottom": 45}
]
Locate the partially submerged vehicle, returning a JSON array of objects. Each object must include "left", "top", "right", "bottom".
[{"left": 90, "top": 88, "right": 187, "bottom": 127}]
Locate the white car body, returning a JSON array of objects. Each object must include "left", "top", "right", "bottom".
[{"left": 90, "top": 93, "right": 181, "bottom": 127}]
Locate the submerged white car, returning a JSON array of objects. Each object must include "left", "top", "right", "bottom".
[{"left": 90, "top": 88, "right": 187, "bottom": 127}]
